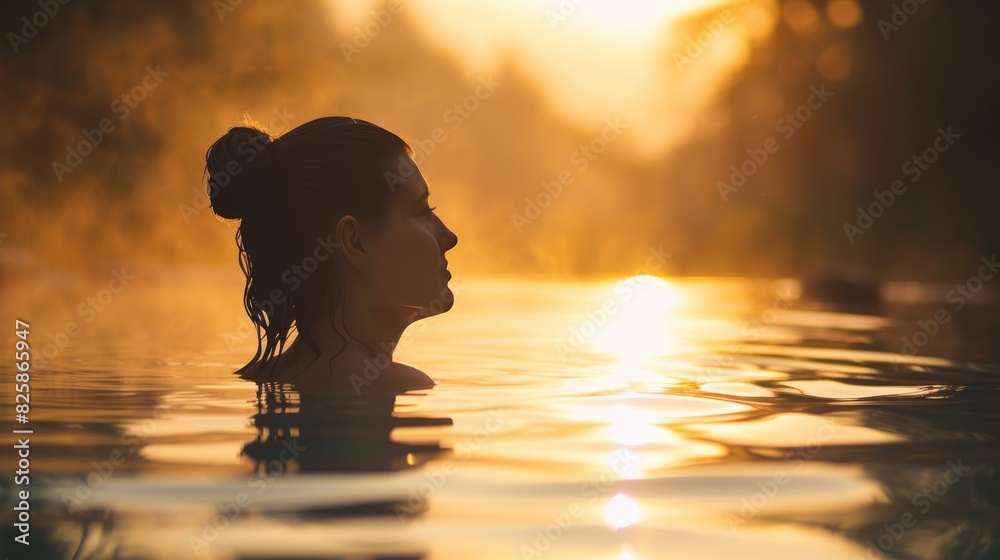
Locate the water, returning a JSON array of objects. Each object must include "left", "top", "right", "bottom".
[{"left": 2, "top": 271, "right": 999, "bottom": 560}]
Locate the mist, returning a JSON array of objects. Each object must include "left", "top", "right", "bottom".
[{"left": 2, "top": 0, "right": 998, "bottom": 285}]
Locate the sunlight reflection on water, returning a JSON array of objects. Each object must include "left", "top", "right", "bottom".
[{"left": 2, "top": 274, "right": 998, "bottom": 559}]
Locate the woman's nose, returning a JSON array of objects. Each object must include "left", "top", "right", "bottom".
[{"left": 437, "top": 217, "right": 458, "bottom": 251}]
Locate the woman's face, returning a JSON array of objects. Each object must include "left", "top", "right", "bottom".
[{"left": 362, "top": 162, "right": 458, "bottom": 318}]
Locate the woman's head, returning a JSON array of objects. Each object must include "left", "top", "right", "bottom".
[{"left": 205, "top": 117, "right": 457, "bottom": 377}]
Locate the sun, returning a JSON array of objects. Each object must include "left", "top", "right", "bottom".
[
  {"left": 587, "top": 275, "right": 683, "bottom": 360},
  {"left": 560, "top": 0, "right": 728, "bottom": 37},
  {"left": 328, "top": 0, "right": 760, "bottom": 155}
]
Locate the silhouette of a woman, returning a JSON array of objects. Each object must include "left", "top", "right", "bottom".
[{"left": 205, "top": 117, "right": 458, "bottom": 393}]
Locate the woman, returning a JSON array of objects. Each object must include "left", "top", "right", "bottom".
[{"left": 205, "top": 117, "right": 458, "bottom": 394}]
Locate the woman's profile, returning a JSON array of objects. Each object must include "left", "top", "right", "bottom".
[{"left": 205, "top": 116, "right": 458, "bottom": 394}]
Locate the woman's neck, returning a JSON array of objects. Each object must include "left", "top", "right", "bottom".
[{"left": 298, "top": 299, "right": 410, "bottom": 363}]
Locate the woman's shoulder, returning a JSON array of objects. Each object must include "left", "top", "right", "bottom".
[
  {"left": 379, "top": 361, "right": 434, "bottom": 387},
  {"left": 237, "top": 348, "right": 434, "bottom": 395},
  {"left": 338, "top": 358, "right": 435, "bottom": 394}
]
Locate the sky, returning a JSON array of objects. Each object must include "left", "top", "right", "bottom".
[{"left": 5, "top": 0, "right": 995, "bottom": 282}]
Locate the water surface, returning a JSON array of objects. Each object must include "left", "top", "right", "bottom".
[{"left": 2, "top": 272, "right": 998, "bottom": 560}]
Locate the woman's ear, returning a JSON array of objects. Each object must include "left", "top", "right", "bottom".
[{"left": 335, "top": 215, "right": 369, "bottom": 272}]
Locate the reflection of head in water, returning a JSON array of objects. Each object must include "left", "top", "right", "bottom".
[
  {"left": 242, "top": 384, "right": 452, "bottom": 474},
  {"left": 205, "top": 117, "right": 458, "bottom": 382}
]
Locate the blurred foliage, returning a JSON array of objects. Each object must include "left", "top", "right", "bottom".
[
  {"left": 668, "top": 0, "right": 1000, "bottom": 279},
  {"left": 1, "top": 0, "right": 997, "bottom": 281}
]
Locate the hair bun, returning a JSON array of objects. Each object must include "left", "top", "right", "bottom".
[{"left": 205, "top": 126, "right": 276, "bottom": 219}]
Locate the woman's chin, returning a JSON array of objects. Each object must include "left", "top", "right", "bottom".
[
  {"left": 438, "top": 284, "right": 455, "bottom": 311},
  {"left": 437, "top": 294, "right": 454, "bottom": 315},
  {"left": 406, "top": 287, "right": 454, "bottom": 321}
]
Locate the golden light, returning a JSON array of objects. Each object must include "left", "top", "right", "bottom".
[
  {"left": 608, "top": 404, "right": 677, "bottom": 448},
  {"left": 602, "top": 360, "right": 680, "bottom": 388},
  {"left": 826, "top": 0, "right": 863, "bottom": 28},
  {"left": 588, "top": 276, "right": 682, "bottom": 360},
  {"left": 782, "top": 0, "right": 822, "bottom": 37},
  {"left": 330, "top": 0, "right": 770, "bottom": 155},
  {"left": 604, "top": 493, "right": 643, "bottom": 531},
  {"left": 559, "top": 0, "right": 723, "bottom": 37},
  {"left": 816, "top": 44, "right": 852, "bottom": 81},
  {"left": 607, "top": 446, "right": 644, "bottom": 480},
  {"left": 613, "top": 546, "right": 641, "bottom": 560}
]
